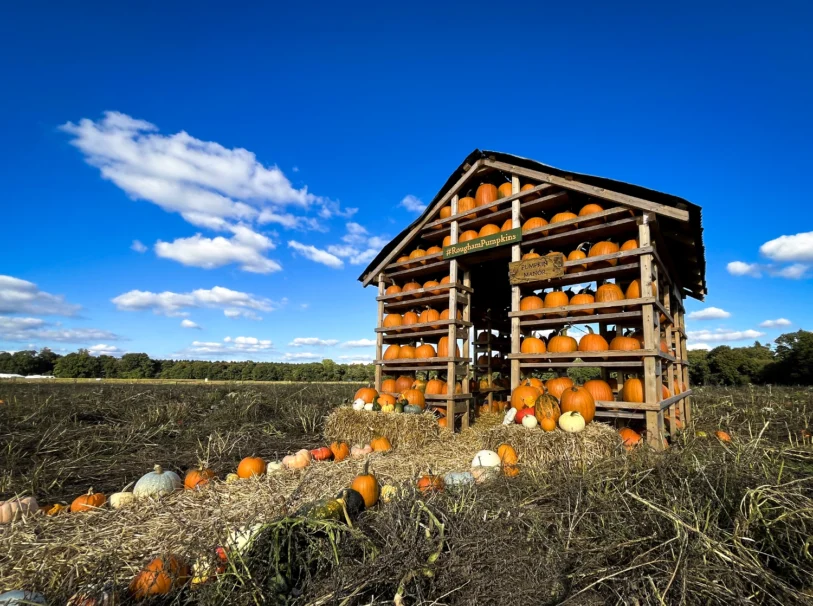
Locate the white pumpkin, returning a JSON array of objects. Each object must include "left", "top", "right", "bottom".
[
  {"left": 266, "top": 461, "right": 283, "bottom": 474},
  {"left": 559, "top": 411, "right": 586, "bottom": 433},
  {"left": 133, "top": 464, "right": 182, "bottom": 499},
  {"left": 352, "top": 398, "right": 366, "bottom": 410},
  {"left": 471, "top": 449, "right": 501, "bottom": 468},
  {"left": 522, "top": 415, "right": 539, "bottom": 429},
  {"left": 225, "top": 473, "right": 240, "bottom": 484},
  {"left": 109, "top": 491, "right": 135, "bottom": 509},
  {"left": 363, "top": 402, "right": 375, "bottom": 411},
  {"left": 0, "top": 590, "right": 47, "bottom": 605},
  {"left": 0, "top": 497, "right": 39, "bottom": 525},
  {"left": 502, "top": 408, "right": 517, "bottom": 425},
  {"left": 226, "top": 523, "right": 263, "bottom": 555}
]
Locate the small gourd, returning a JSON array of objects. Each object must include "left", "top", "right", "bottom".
[
  {"left": 133, "top": 465, "right": 182, "bottom": 499},
  {"left": 502, "top": 407, "right": 517, "bottom": 425},
  {"left": 351, "top": 444, "right": 373, "bottom": 458},
  {"left": 109, "top": 491, "right": 136, "bottom": 510},
  {"left": 471, "top": 450, "right": 501, "bottom": 468},
  {"left": 282, "top": 449, "right": 312, "bottom": 470},
  {"left": 558, "top": 411, "right": 586, "bottom": 433},
  {"left": 443, "top": 471, "right": 475, "bottom": 488},
  {"left": 225, "top": 473, "right": 240, "bottom": 483},
  {"left": 522, "top": 415, "right": 539, "bottom": 429},
  {"left": 380, "top": 484, "right": 398, "bottom": 503},
  {"left": 352, "top": 399, "right": 366, "bottom": 411},
  {"left": 364, "top": 402, "right": 375, "bottom": 411},
  {"left": 403, "top": 404, "right": 422, "bottom": 414},
  {"left": 336, "top": 487, "right": 366, "bottom": 519},
  {"left": 266, "top": 461, "right": 284, "bottom": 473}
]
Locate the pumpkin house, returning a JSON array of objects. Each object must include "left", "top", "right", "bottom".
[{"left": 359, "top": 150, "right": 705, "bottom": 448}]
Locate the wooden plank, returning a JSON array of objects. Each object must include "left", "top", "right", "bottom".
[
  {"left": 508, "top": 350, "right": 664, "bottom": 360},
  {"left": 377, "top": 283, "right": 472, "bottom": 301},
  {"left": 639, "top": 215, "right": 664, "bottom": 450},
  {"left": 595, "top": 410, "right": 646, "bottom": 420},
  {"left": 375, "top": 357, "right": 468, "bottom": 365},
  {"left": 376, "top": 319, "right": 472, "bottom": 334},
  {"left": 426, "top": 401, "right": 470, "bottom": 415},
  {"left": 519, "top": 310, "right": 643, "bottom": 330},
  {"left": 510, "top": 175, "right": 521, "bottom": 393},
  {"left": 422, "top": 182, "right": 556, "bottom": 230},
  {"left": 375, "top": 275, "right": 385, "bottom": 393},
  {"left": 382, "top": 292, "right": 469, "bottom": 313},
  {"left": 461, "top": 268, "right": 472, "bottom": 430},
  {"left": 446, "top": 213, "right": 460, "bottom": 432},
  {"left": 362, "top": 159, "right": 483, "bottom": 286},
  {"left": 482, "top": 158, "right": 691, "bottom": 222},
  {"left": 381, "top": 392, "right": 473, "bottom": 401},
  {"left": 521, "top": 216, "right": 640, "bottom": 250},
  {"left": 518, "top": 360, "right": 644, "bottom": 369},
  {"left": 509, "top": 253, "right": 565, "bottom": 284},
  {"left": 508, "top": 257, "right": 641, "bottom": 291},
  {"left": 384, "top": 258, "right": 450, "bottom": 283}
]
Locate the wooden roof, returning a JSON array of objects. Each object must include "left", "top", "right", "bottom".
[{"left": 359, "top": 149, "right": 706, "bottom": 300}]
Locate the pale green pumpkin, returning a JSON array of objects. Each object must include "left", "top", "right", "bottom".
[{"left": 133, "top": 464, "right": 182, "bottom": 499}]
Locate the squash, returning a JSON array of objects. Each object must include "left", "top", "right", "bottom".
[
  {"left": 403, "top": 404, "right": 423, "bottom": 414},
  {"left": 351, "top": 461, "right": 380, "bottom": 507},
  {"left": 578, "top": 202, "right": 605, "bottom": 227},
  {"left": 336, "top": 488, "right": 366, "bottom": 519},
  {"left": 497, "top": 444, "right": 519, "bottom": 476},
  {"left": 129, "top": 555, "right": 190, "bottom": 599},
  {"left": 267, "top": 461, "right": 283, "bottom": 473},
  {"left": 619, "top": 427, "right": 642, "bottom": 450},
  {"left": 71, "top": 488, "right": 106, "bottom": 512},
  {"left": 566, "top": 243, "right": 589, "bottom": 274},
  {"left": 549, "top": 211, "right": 578, "bottom": 233},
  {"left": 515, "top": 407, "right": 536, "bottom": 424},
  {"left": 298, "top": 498, "right": 345, "bottom": 521},
  {"left": 352, "top": 399, "right": 366, "bottom": 411},
  {"left": 584, "top": 379, "right": 614, "bottom": 402},
  {"left": 588, "top": 240, "right": 620, "bottom": 267},
  {"left": 534, "top": 393, "right": 561, "bottom": 430},
  {"left": 443, "top": 471, "right": 475, "bottom": 488},
  {"left": 558, "top": 411, "right": 586, "bottom": 433},
  {"left": 559, "top": 386, "right": 596, "bottom": 423},
  {"left": 522, "top": 216, "right": 548, "bottom": 232},
  {"left": 471, "top": 450, "right": 501, "bottom": 468},
  {"left": 415, "top": 343, "right": 437, "bottom": 359},
  {"left": 282, "top": 449, "right": 312, "bottom": 470},
  {"left": 236, "top": 456, "right": 266, "bottom": 479},
  {"left": 497, "top": 182, "right": 513, "bottom": 199},
  {"left": 380, "top": 484, "right": 398, "bottom": 503},
  {"left": 475, "top": 183, "right": 499, "bottom": 211},
  {"left": 479, "top": 223, "right": 501, "bottom": 237},
  {"left": 522, "top": 415, "right": 539, "bottom": 429},
  {"left": 546, "top": 376, "right": 574, "bottom": 399},
  {"left": 109, "top": 491, "right": 135, "bottom": 510},
  {"left": 41, "top": 503, "right": 67, "bottom": 516},
  {"left": 548, "top": 329, "right": 578, "bottom": 353},
  {"left": 578, "top": 326, "right": 609, "bottom": 352},
  {"left": 395, "top": 375, "right": 415, "bottom": 393},
  {"left": 330, "top": 442, "right": 350, "bottom": 462},
  {"left": 595, "top": 282, "right": 625, "bottom": 314},
  {"left": 310, "top": 447, "right": 333, "bottom": 461},
  {"left": 354, "top": 386, "right": 378, "bottom": 404},
  {"left": 416, "top": 473, "right": 445, "bottom": 493},
  {"left": 225, "top": 473, "right": 240, "bottom": 483},
  {"left": 715, "top": 430, "right": 732, "bottom": 442},
  {"left": 1, "top": 497, "right": 39, "bottom": 524},
  {"left": 351, "top": 444, "right": 373, "bottom": 458},
  {"left": 622, "top": 378, "right": 645, "bottom": 403},
  {"left": 459, "top": 229, "right": 479, "bottom": 242},
  {"left": 371, "top": 436, "right": 392, "bottom": 452},
  {"left": 458, "top": 196, "right": 477, "bottom": 216}
]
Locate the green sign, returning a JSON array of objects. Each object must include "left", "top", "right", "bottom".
[{"left": 442, "top": 228, "right": 522, "bottom": 259}]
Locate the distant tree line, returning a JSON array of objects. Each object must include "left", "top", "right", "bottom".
[
  {"left": 0, "top": 349, "right": 374, "bottom": 382},
  {"left": 2, "top": 330, "right": 812, "bottom": 386}
]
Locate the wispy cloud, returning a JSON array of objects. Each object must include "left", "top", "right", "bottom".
[
  {"left": 288, "top": 337, "right": 339, "bottom": 347},
  {"left": 0, "top": 316, "right": 121, "bottom": 343},
  {"left": 287, "top": 241, "right": 344, "bottom": 269},
  {"left": 341, "top": 338, "right": 376, "bottom": 348},
  {"left": 131, "top": 240, "right": 147, "bottom": 253},
  {"left": 759, "top": 318, "right": 791, "bottom": 328},
  {"left": 180, "top": 319, "right": 201, "bottom": 329},
  {"left": 399, "top": 195, "right": 426, "bottom": 213},
  {"left": 0, "top": 275, "right": 80, "bottom": 316},
  {"left": 687, "top": 307, "right": 731, "bottom": 320},
  {"left": 112, "top": 286, "right": 280, "bottom": 319},
  {"left": 686, "top": 328, "right": 765, "bottom": 343}
]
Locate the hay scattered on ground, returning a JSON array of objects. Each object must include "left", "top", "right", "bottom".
[
  {"left": 481, "top": 422, "right": 621, "bottom": 468},
  {"left": 323, "top": 407, "right": 440, "bottom": 448}
]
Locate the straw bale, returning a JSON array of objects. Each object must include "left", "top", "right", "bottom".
[{"left": 323, "top": 407, "right": 440, "bottom": 448}]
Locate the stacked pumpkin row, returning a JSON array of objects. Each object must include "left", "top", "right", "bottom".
[
  {"left": 520, "top": 327, "right": 673, "bottom": 355},
  {"left": 382, "top": 337, "right": 461, "bottom": 361},
  {"left": 519, "top": 277, "right": 655, "bottom": 318},
  {"left": 357, "top": 383, "right": 462, "bottom": 427},
  {"left": 382, "top": 307, "right": 462, "bottom": 330},
  {"left": 508, "top": 377, "right": 598, "bottom": 432},
  {"left": 522, "top": 237, "right": 640, "bottom": 271},
  {"left": 384, "top": 276, "right": 452, "bottom": 299}
]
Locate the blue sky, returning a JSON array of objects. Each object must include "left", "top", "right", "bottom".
[{"left": 1, "top": 1, "right": 811, "bottom": 362}]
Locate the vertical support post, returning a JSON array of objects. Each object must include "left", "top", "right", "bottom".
[
  {"left": 445, "top": 195, "right": 460, "bottom": 431},
  {"left": 678, "top": 308, "right": 692, "bottom": 425},
  {"left": 461, "top": 269, "right": 472, "bottom": 429},
  {"left": 375, "top": 274, "right": 385, "bottom": 393},
  {"left": 510, "top": 175, "right": 522, "bottom": 394},
  {"left": 663, "top": 286, "right": 681, "bottom": 427},
  {"left": 639, "top": 214, "right": 664, "bottom": 449}
]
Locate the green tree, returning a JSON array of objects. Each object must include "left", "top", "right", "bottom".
[
  {"left": 118, "top": 353, "right": 159, "bottom": 379},
  {"left": 54, "top": 350, "right": 102, "bottom": 378},
  {"left": 767, "top": 330, "right": 813, "bottom": 384}
]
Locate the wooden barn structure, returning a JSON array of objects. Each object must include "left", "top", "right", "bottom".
[{"left": 359, "top": 150, "right": 705, "bottom": 447}]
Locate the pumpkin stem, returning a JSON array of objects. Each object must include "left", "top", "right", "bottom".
[
  {"left": 362, "top": 460, "right": 371, "bottom": 476},
  {"left": 153, "top": 464, "right": 163, "bottom": 475},
  {"left": 87, "top": 487, "right": 94, "bottom": 495}
]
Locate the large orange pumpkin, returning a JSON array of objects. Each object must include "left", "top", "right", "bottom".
[
  {"left": 521, "top": 336, "right": 547, "bottom": 355},
  {"left": 522, "top": 250, "right": 541, "bottom": 260},
  {"left": 398, "top": 345, "right": 416, "bottom": 359},
  {"left": 237, "top": 456, "right": 266, "bottom": 479},
  {"left": 522, "top": 217, "right": 548, "bottom": 232},
  {"left": 475, "top": 183, "right": 499, "bottom": 212},
  {"left": 129, "top": 555, "right": 189, "bottom": 599},
  {"left": 622, "top": 378, "right": 644, "bottom": 403},
  {"left": 588, "top": 241, "right": 620, "bottom": 268},
  {"left": 560, "top": 386, "right": 596, "bottom": 423},
  {"left": 501, "top": 218, "right": 515, "bottom": 231},
  {"left": 393, "top": 375, "right": 413, "bottom": 394},
  {"left": 330, "top": 441, "right": 350, "bottom": 462},
  {"left": 520, "top": 295, "right": 544, "bottom": 318},
  {"left": 184, "top": 466, "right": 215, "bottom": 490},
  {"left": 401, "top": 389, "right": 426, "bottom": 410},
  {"left": 625, "top": 278, "right": 656, "bottom": 300},
  {"left": 511, "top": 382, "right": 541, "bottom": 410},
  {"left": 383, "top": 344, "right": 401, "bottom": 360},
  {"left": 439, "top": 205, "right": 452, "bottom": 221},
  {"left": 620, "top": 238, "right": 639, "bottom": 252},
  {"left": 419, "top": 308, "right": 440, "bottom": 324},
  {"left": 567, "top": 244, "right": 588, "bottom": 274},
  {"left": 402, "top": 281, "right": 421, "bottom": 297},
  {"left": 354, "top": 386, "right": 379, "bottom": 403},
  {"left": 423, "top": 279, "right": 440, "bottom": 291},
  {"left": 479, "top": 223, "right": 501, "bottom": 237},
  {"left": 584, "top": 379, "right": 614, "bottom": 402},
  {"left": 578, "top": 326, "right": 609, "bottom": 352},
  {"left": 437, "top": 337, "right": 460, "bottom": 358},
  {"left": 409, "top": 248, "right": 426, "bottom": 266},
  {"left": 458, "top": 196, "right": 477, "bottom": 216},
  {"left": 385, "top": 284, "right": 403, "bottom": 300},
  {"left": 377, "top": 393, "right": 397, "bottom": 407},
  {"left": 415, "top": 343, "right": 436, "bottom": 359},
  {"left": 543, "top": 290, "right": 569, "bottom": 317},
  {"left": 549, "top": 211, "right": 578, "bottom": 233},
  {"left": 439, "top": 308, "right": 463, "bottom": 320},
  {"left": 546, "top": 377, "right": 574, "bottom": 399},
  {"left": 459, "top": 229, "right": 479, "bottom": 242},
  {"left": 595, "top": 282, "right": 625, "bottom": 314},
  {"left": 425, "top": 378, "right": 446, "bottom": 395},
  {"left": 609, "top": 335, "right": 640, "bottom": 351},
  {"left": 569, "top": 290, "right": 595, "bottom": 316},
  {"left": 383, "top": 313, "right": 402, "bottom": 328},
  {"left": 381, "top": 378, "right": 397, "bottom": 393},
  {"left": 619, "top": 428, "right": 642, "bottom": 450},
  {"left": 578, "top": 203, "right": 604, "bottom": 227},
  {"left": 402, "top": 311, "right": 419, "bottom": 329},
  {"left": 548, "top": 330, "right": 578, "bottom": 353},
  {"left": 497, "top": 182, "right": 513, "bottom": 199},
  {"left": 442, "top": 235, "right": 452, "bottom": 247}
]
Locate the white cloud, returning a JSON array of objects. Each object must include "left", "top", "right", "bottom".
[
  {"left": 324, "top": 223, "right": 388, "bottom": 266},
  {"left": 727, "top": 261, "right": 762, "bottom": 277},
  {"left": 773, "top": 263, "right": 809, "bottom": 279},
  {"left": 88, "top": 344, "right": 125, "bottom": 356},
  {"left": 155, "top": 224, "right": 281, "bottom": 273},
  {"left": 341, "top": 338, "right": 376, "bottom": 348},
  {"left": 686, "top": 328, "right": 765, "bottom": 343},
  {"left": 131, "top": 239, "right": 147, "bottom": 253},
  {"left": 112, "top": 286, "right": 279, "bottom": 318},
  {"left": 288, "top": 241, "right": 344, "bottom": 269},
  {"left": 687, "top": 343, "right": 711, "bottom": 351},
  {"left": 759, "top": 231, "right": 813, "bottom": 263},
  {"left": 337, "top": 354, "right": 375, "bottom": 364},
  {"left": 288, "top": 337, "right": 339, "bottom": 347},
  {"left": 180, "top": 319, "right": 201, "bottom": 329},
  {"left": 0, "top": 275, "right": 80, "bottom": 316},
  {"left": 0, "top": 316, "right": 121, "bottom": 343},
  {"left": 283, "top": 352, "right": 322, "bottom": 361},
  {"left": 224, "top": 308, "right": 262, "bottom": 321},
  {"left": 760, "top": 318, "right": 792, "bottom": 328},
  {"left": 180, "top": 335, "right": 274, "bottom": 357},
  {"left": 400, "top": 195, "right": 426, "bottom": 213},
  {"left": 687, "top": 307, "right": 731, "bottom": 321}
]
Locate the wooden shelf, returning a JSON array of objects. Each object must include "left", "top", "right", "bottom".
[
  {"left": 512, "top": 259, "right": 641, "bottom": 291},
  {"left": 519, "top": 310, "right": 643, "bottom": 330},
  {"left": 376, "top": 319, "right": 472, "bottom": 334},
  {"left": 508, "top": 350, "right": 669, "bottom": 361},
  {"left": 382, "top": 329, "right": 458, "bottom": 344},
  {"left": 510, "top": 297, "right": 658, "bottom": 319},
  {"left": 382, "top": 291, "right": 469, "bottom": 312},
  {"left": 517, "top": 360, "right": 645, "bottom": 369},
  {"left": 374, "top": 358, "right": 469, "bottom": 372},
  {"left": 520, "top": 216, "right": 640, "bottom": 252},
  {"left": 427, "top": 401, "right": 471, "bottom": 415},
  {"left": 384, "top": 258, "right": 450, "bottom": 282},
  {"left": 381, "top": 391, "right": 473, "bottom": 401},
  {"left": 377, "top": 282, "right": 472, "bottom": 301}
]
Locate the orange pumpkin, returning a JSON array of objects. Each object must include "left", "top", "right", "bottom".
[
  {"left": 522, "top": 216, "right": 548, "bottom": 232},
  {"left": 383, "top": 344, "right": 401, "bottom": 360},
  {"left": 578, "top": 326, "right": 609, "bottom": 352},
  {"left": 620, "top": 238, "right": 639, "bottom": 252},
  {"left": 415, "top": 343, "right": 436, "bottom": 359},
  {"left": 522, "top": 249, "right": 541, "bottom": 260},
  {"left": 402, "top": 281, "right": 421, "bottom": 297},
  {"left": 425, "top": 378, "right": 446, "bottom": 395},
  {"left": 459, "top": 229, "right": 479, "bottom": 242},
  {"left": 458, "top": 196, "right": 477, "bottom": 216},
  {"left": 184, "top": 466, "right": 215, "bottom": 490},
  {"left": 377, "top": 393, "right": 397, "bottom": 406},
  {"left": 569, "top": 289, "right": 595, "bottom": 316},
  {"left": 330, "top": 442, "right": 350, "bottom": 462},
  {"left": 521, "top": 336, "right": 547, "bottom": 355},
  {"left": 399, "top": 345, "right": 416, "bottom": 359},
  {"left": 609, "top": 335, "right": 640, "bottom": 351},
  {"left": 588, "top": 241, "right": 620, "bottom": 268},
  {"left": 401, "top": 389, "right": 426, "bottom": 409},
  {"left": 622, "top": 378, "right": 644, "bottom": 403},
  {"left": 409, "top": 248, "right": 426, "bottom": 266},
  {"left": 618, "top": 428, "right": 642, "bottom": 450},
  {"left": 662, "top": 384, "right": 671, "bottom": 399},
  {"left": 311, "top": 447, "right": 334, "bottom": 461},
  {"left": 417, "top": 472, "right": 446, "bottom": 492},
  {"left": 439, "top": 308, "right": 462, "bottom": 320},
  {"left": 371, "top": 436, "right": 392, "bottom": 452},
  {"left": 419, "top": 308, "right": 440, "bottom": 324},
  {"left": 511, "top": 382, "right": 541, "bottom": 410},
  {"left": 578, "top": 203, "right": 604, "bottom": 227},
  {"left": 402, "top": 311, "right": 419, "bottom": 329},
  {"left": 549, "top": 211, "right": 578, "bottom": 233},
  {"left": 129, "top": 555, "right": 189, "bottom": 599},
  {"left": 546, "top": 377, "right": 574, "bottom": 399},
  {"left": 520, "top": 295, "right": 544, "bottom": 318},
  {"left": 715, "top": 430, "right": 732, "bottom": 442},
  {"left": 383, "top": 313, "right": 402, "bottom": 328},
  {"left": 439, "top": 205, "right": 452, "bottom": 221},
  {"left": 381, "top": 378, "right": 397, "bottom": 393},
  {"left": 354, "top": 386, "right": 379, "bottom": 403},
  {"left": 497, "top": 182, "right": 513, "bottom": 199},
  {"left": 396, "top": 255, "right": 409, "bottom": 265},
  {"left": 625, "top": 278, "right": 656, "bottom": 300},
  {"left": 442, "top": 235, "right": 451, "bottom": 247},
  {"left": 437, "top": 337, "right": 460, "bottom": 358},
  {"left": 70, "top": 488, "right": 106, "bottom": 512},
  {"left": 543, "top": 290, "right": 569, "bottom": 317},
  {"left": 560, "top": 386, "right": 596, "bottom": 423},
  {"left": 396, "top": 375, "right": 415, "bottom": 393},
  {"left": 584, "top": 379, "right": 614, "bottom": 402},
  {"left": 385, "top": 284, "right": 402, "bottom": 300},
  {"left": 479, "top": 223, "right": 501, "bottom": 237},
  {"left": 237, "top": 456, "right": 266, "bottom": 478},
  {"left": 567, "top": 243, "right": 588, "bottom": 273},
  {"left": 475, "top": 183, "right": 499, "bottom": 211},
  {"left": 547, "top": 330, "right": 578, "bottom": 353},
  {"left": 423, "top": 279, "right": 440, "bottom": 291},
  {"left": 595, "top": 282, "right": 625, "bottom": 314},
  {"left": 501, "top": 218, "right": 515, "bottom": 231}
]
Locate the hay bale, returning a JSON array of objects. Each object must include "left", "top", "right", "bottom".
[
  {"left": 481, "top": 422, "right": 621, "bottom": 468},
  {"left": 323, "top": 407, "right": 439, "bottom": 448}
]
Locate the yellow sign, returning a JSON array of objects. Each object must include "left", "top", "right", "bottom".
[
  {"left": 509, "top": 253, "right": 566, "bottom": 284},
  {"left": 442, "top": 228, "right": 521, "bottom": 259}
]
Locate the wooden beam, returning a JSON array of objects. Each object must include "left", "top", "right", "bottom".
[
  {"left": 482, "top": 159, "right": 690, "bottom": 222},
  {"left": 510, "top": 175, "right": 521, "bottom": 394},
  {"left": 375, "top": 275, "right": 385, "bottom": 393},
  {"left": 362, "top": 159, "right": 483, "bottom": 286}
]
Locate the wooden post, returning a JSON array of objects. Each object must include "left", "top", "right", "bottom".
[
  {"left": 677, "top": 308, "right": 692, "bottom": 424},
  {"left": 446, "top": 195, "right": 460, "bottom": 430},
  {"left": 663, "top": 285, "right": 680, "bottom": 430},
  {"left": 639, "top": 214, "right": 664, "bottom": 449},
  {"left": 461, "top": 269, "right": 472, "bottom": 429},
  {"left": 375, "top": 274, "right": 385, "bottom": 393},
  {"left": 510, "top": 175, "right": 521, "bottom": 395}
]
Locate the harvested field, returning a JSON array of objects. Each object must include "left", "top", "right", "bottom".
[{"left": 2, "top": 382, "right": 813, "bottom": 604}]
